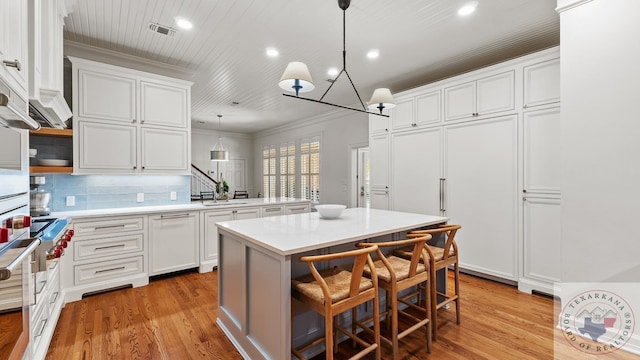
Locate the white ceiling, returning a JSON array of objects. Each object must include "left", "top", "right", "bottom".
[{"left": 62, "top": 0, "right": 560, "bottom": 134}]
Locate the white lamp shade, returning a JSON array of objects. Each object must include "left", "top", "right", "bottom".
[
  {"left": 210, "top": 150, "right": 229, "bottom": 161},
  {"left": 279, "top": 62, "right": 315, "bottom": 93},
  {"left": 367, "top": 88, "right": 396, "bottom": 110}
]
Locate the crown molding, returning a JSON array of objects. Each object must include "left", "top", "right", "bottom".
[{"left": 556, "top": 0, "right": 595, "bottom": 13}]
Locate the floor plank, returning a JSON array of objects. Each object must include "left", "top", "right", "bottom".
[{"left": 46, "top": 270, "right": 638, "bottom": 359}]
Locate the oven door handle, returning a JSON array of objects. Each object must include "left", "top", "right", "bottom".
[{"left": 0, "top": 238, "right": 41, "bottom": 281}]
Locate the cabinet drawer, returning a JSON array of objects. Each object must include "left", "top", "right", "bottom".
[
  {"left": 74, "top": 216, "right": 145, "bottom": 237},
  {"left": 262, "top": 206, "right": 284, "bottom": 217},
  {"left": 286, "top": 204, "right": 310, "bottom": 214},
  {"left": 74, "top": 233, "right": 144, "bottom": 261},
  {"left": 74, "top": 256, "right": 144, "bottom": 285}
]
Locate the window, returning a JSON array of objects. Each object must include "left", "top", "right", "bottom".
[
  {"left": 263, "top": 144, "right": 277, "bottom": 198},
  {"left": 300, "top": 136, "right": 320, "bottom": 203},
  {"left": 280, "top": 142, "right": 296, "bottom": 198}
]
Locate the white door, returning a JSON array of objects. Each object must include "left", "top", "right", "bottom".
[
  {"left": 149, "top": 212, "right": 199, "bottom": 276},
  {"left": 202, "top": 210, "right": 234, "bottom": 266},
  {"left": 522, "top": 197, "right": 561, "bottom": 285},
  {"left": 77, "top": 121, "right": 137, "bottom": 171},
  {"left": 356, "top": 147, "right": 370, "bottom": 208},
  {"left": 369, "top": 134, "right": 389, "bottom": 209},
  {"left": 391, "top": 128, "right": 442, "bottom": 215},
  {"left": 77, "top": 69, "right": 136, "bottom": 123},
  {"left": 444, "top": 115, "right": 518, "bottom": 281},
  {"left": 141, "top": 127, "right": 189, "bottom": 173},
  {"left": 523, "top": 107, "right": 561, "bottom": 195},
  {"left": 140, "top": 81, "right": 188, "bottom": 128}
]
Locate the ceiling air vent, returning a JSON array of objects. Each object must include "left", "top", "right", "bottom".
[{"left": 148, "top": 22, "right": 177, "bottom": 37}]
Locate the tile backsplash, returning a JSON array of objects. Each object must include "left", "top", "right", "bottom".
[{"left": 34, "top": 174, "right": 190, "bottom": 212}]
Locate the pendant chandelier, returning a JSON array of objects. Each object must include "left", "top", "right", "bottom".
[
  {"left": 210, "top": 115, "right": 229, "bottom": 161},
  {"left": 278, "top": 0, "right": 395, "bottom": 117}
]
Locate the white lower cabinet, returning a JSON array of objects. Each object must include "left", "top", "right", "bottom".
[
  {"left": 64, "top": 215, "right": 148, "bottom": 302},
  {"left": 149, "top": 212, "right": 199, "bottom": 276},
  {"left": 31, "top": 258, "right": 63, "bottom": 360},
  {"left": 262, "top": 205, "right": 284, "bottom": 217},
  {"left": 519, "top": 197, "right": 561, "bottom": 295},
  {"left": 200, "top": 207, "right": 260, "bottom": 273}
]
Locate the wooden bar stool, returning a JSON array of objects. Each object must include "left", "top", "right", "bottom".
[
  {"left": 358, "top": 235, "right": 432, "bottom": 360},
  {"left": 402, "top": 224, "right": 462, "bottom": 340},
  {"left": 291, "top": 246, "right": 381, "bottom": 360}
]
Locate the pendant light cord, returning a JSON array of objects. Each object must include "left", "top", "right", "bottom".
[{"left": 318, "top": 7, "right": 366, "bottom": 110}]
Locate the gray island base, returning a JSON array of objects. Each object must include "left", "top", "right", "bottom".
[{"left": 216, "top": 208, "right": 448, "bottom": 360}]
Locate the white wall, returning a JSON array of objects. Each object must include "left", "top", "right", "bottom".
[
  {"left": 559, "top": 0, "right": 640, "bottom": 282},
  {"left": 191, "top": 128, "right": 255, "bottom": 195},
  {"left": 253, "top": 110, "right": 369, "bottom": 205}
]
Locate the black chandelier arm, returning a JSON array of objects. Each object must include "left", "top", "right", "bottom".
[
  {"left": 343, "top": 69, "right": 367, "bottom": 110},
  {"left": 283, "top": 93, "right": 389, "bottom": 117},
  {"left": 319, "top": 68, "right": 345, "bottom": 102}
]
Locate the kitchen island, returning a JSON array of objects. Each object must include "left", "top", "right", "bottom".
[{"left": 216, "top": 207, "right": 448, "bottom": 360}]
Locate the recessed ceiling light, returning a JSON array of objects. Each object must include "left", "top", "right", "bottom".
[
  {"left": 175, "top": 17, "right": 193, "bottom": 29},
  {"left": 367, "top": 49, "right": 380, "bottom": 59},
  {"left": 266, "top": 47, "right": 279, "bottom": 57},
  {"left": 327, "top": 67, "right": 339, "bottom": 76},
  {"left": 458, "top": 1, "right": 478, "bottom": 16}
]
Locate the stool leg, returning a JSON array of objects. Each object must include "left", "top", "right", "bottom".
[
  {"left": 391, "top": 283, "right": 399, "bottom": 360},
  {"left": 372, "top": 294, "right": 381, "bottom": 360},
  {"left": 430, "top": 265, "right": 438, "bottom": 341},
  {"left": 455, "top": 262, "right": 461, "bottom": 324},
  {"left": 425, "top": 278, "right": 432, "bottom": 353},
  {"left": 352, "top": 307, "right": 358, "bottom": 348},
  {"left": 325, "top": 309, "right": 334, "bottom": 360}
]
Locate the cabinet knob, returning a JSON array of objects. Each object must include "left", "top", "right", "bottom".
[
  {"left": 133, "top": 166, "right": 137, "bottom": 169},
  {"left": 385, "top": 128, "right": 388, "bottom": 132},
  {"left": 142, "top": 166, "right": 145, "bottom": 170},
  {"left": 132, "top": 119, "right": 137, "bottom": 124},
  {"left": 411, "top": 123, "right": 417, "bottom": 127},
  {"left": 141, "top": 120, "right": 145, "bottom": 124},
  {"left": 523, "top": 104, "right": 528, "bottom": 109},
  {"left": 3, "top": 59, "right": 21, "bottom": 71}
]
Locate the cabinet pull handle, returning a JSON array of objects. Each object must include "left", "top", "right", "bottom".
[
  {"left": 3, "top": 59, "right": 21, "bottom": 71},
  {"left": 265, "top": 208, "right": 281, "bottom": 212},
  {"left": 94, "top": 224, "right": 126, "bottom": 231},
  {"left": 288, "top": 207, "right": 306, "bottom": 211},
  {"left": 95, "top": 266, "right": 126, "bottom": 274},
  {"left": 49, "top": 260, "right": 58, "bottom": 270},
  {"left": 50, "top": 291, "right": 59, "bottom": 305},
  {"left": 34, "top": 319, "right": 48, "bottom": 338},
  {"left": 95, "top": 244, "right": 126, "bottom": 251},
  {"left": 160, "top": 213, "right": 190, "bottom": 219},
  {"left": 439, "top": 178, "right": 446, "bottom": 212},
  {"left": 36, "top": 280, "right": 47, "bottom": 295}
]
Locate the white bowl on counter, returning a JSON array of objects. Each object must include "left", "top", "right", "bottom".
[{"left": 315, "top": 204, "right": 347, "bottom": 219}]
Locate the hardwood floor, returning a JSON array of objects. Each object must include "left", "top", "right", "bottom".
[{"left": 46, "top": 271, "right": 638, "bottom": 360}]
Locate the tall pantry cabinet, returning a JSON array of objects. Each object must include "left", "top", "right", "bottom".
[{"left": 369, "top": 47, "right": 560, "bottom": 293}]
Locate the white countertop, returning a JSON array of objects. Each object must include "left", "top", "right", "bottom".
[
  {"left": 48, "top": 198, "right": 310, "bottom": 219},
  {"left": 216, "top": 207, "right": 448, "bottom": 256}
]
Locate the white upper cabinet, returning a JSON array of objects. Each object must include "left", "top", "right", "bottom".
[
  {"left": 369, "top": 112, "right": 390, "bottom": 135},
  {"left": 390, "top": 98, "right": 414, "bottom": 131},
  {"left": 1, "top": 0, "right": 29, "bottom": 98},
  {"left": 523, "top": 58, "right": 560, "bottom": 109},
  {"left": 70, "top": 57, "right": 193, "bottom": 174},
  {"left": 141, "top": 128, "right": 189, "bottom": 172},
  {"left": 140, "top": 81, "right": 188, "bottom": 128},
  {"left": 416, "top": 90, "right": 441, "bottom": 126},
  {"left": 77, "top": 69, "right": 137, "bottom": 123},
  {"left": 444, "top": 71, "right": 515, "bottom": 121},
  {"left": 77, "top": 121, "right": 137, "bottom": 171}
]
